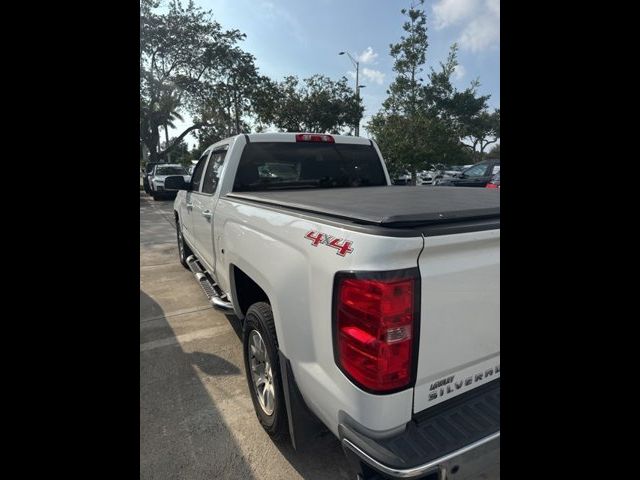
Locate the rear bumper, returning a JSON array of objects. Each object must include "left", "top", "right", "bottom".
[{"left": 340, "top": 379, "right": 500, "bottom": 479}]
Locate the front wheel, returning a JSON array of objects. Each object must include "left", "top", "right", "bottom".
[{"left": 243, "top": 302, "right": 288, "bottom": 440}]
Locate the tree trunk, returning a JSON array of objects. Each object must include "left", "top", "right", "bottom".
[
  {"left": 235, "top": 99, "right": 241, "bottom": 134},
  {"left": 147, "top": 125, "right": 160, "bottom": 163},
  {"left": 164, "top": 124, "right": 170, "bottom": 163},
  {"left": 410, "top": 169, "right": 418, "bottom": 186},
  {"left": 233, "top": 78, "right": 241, "bottom": 134}
]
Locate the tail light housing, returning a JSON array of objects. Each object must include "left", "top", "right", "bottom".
[{"left": 333, "top": 269, "right": 420, "bottom": 393}]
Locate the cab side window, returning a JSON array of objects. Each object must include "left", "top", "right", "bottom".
[
  {"left": 191, "top": 153, "right": 209, "bottom": 192},
  {"left": 201, "top": 149, "right": 228, "bottom": 194}
]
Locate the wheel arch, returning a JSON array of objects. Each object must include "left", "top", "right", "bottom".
[{"left": 230, "top": 264, "right": 270, "bottom": 321}]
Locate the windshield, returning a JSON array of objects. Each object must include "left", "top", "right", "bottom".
[
  {"left": 155, "top": 166, "right": 187, "bottom": 176},
  {"left": 233, "top": 142, "right": 387, "bottom": 191}
]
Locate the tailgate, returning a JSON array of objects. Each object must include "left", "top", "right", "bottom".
[{"left": 413, "top": 228, "right": 500, "bottom": 414}]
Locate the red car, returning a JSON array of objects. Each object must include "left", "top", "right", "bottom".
[{"left": 486, "top": 172, "right": 500, "bottom": 189}]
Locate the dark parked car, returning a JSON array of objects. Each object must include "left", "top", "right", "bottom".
[
  {"left": 486, "top": 172, "right": 500, "bottom": 189},
  {"left": 434, "top": 160, "right": 500, "bottom": 187}
]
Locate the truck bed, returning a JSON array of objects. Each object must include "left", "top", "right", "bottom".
[{"left": 226, "top": 186, "right": 500, "bottom": 227}]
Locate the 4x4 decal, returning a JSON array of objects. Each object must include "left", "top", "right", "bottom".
[{"left": 304, "top": 230, "right": 354, "bottom": 257}]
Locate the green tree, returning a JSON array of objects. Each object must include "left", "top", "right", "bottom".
[
  {"left": 367, "top": 0, "right": 432, "bottom": 183},
  {"left": 422, "top": 44, "right": 490, "bottom": 165},
  {"left": 254, "top": 75, "right": 363, "bottom": 134},
  {"left": 160, "top": 138, "right": 193, "bottom": 166},
  {"left": 384, "top": 1, "right": 428, "bottom": 116},
  {"left": 140, "top": 0, "right": 261, "bottom": 163},
  {"left": 367, "top": 2, "right": 499, "bottom": 179},
  {"left": 422, "top": 44, "right": 499, "bottom": 162},
  {"left": 487, "top": 143, "right": 500, "bottom": 159},
  {"left": 461, "top": 108, "right": 500, "bottom": 161}
]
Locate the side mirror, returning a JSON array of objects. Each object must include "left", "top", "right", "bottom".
[{"left": 165, "top": 176, "right": 189, "bottom": 191}]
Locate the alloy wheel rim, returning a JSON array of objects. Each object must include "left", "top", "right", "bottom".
[{"left": 248, "top": 330, "right": 275, "bottom": 415}]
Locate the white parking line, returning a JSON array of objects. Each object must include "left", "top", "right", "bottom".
[
  {"left": 140, "top": 324, "right": 232, "bottom": 352},
  {"left": 140, "top": 305, "right": 213, "bottom": 323}
]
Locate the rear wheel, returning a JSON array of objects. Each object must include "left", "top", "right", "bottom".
[
  {"left": 243, "top": 302, "right": 288, "bottom": 440},
  {"left": 176, "top": 218, "right": 192, "bottom": 269}
]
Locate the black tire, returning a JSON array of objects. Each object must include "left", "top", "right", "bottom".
[
  {"left": 152, "top": 194, "right": 162, "bottom": 201},
  {"left": 243, "top": 302, "right": 288, "bottom": 440},
  {"left": 176, "top": 218, "right": 192, "bottom": 269}
]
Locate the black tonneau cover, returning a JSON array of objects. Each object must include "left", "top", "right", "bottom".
[{"left": 226, "top": 186, "right": 500, "bottom": 227}]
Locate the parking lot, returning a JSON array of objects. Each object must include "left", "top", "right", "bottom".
[
  {"left": 140, "top": 192, "right": 352, "bottom": 480},
  {"left": 140, "top": 191, "right": 499, "bottom": 480}
]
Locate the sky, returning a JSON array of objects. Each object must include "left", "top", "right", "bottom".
[{"left": 169, "top": 0, "right": 500, "bottom": 147}]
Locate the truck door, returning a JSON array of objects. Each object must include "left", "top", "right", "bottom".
[
  {"left": 182, "top": 152, "right": 210, "bottom": 248},
  {"left": 191, "top": 146, "right": 228, "bottom": 273}
]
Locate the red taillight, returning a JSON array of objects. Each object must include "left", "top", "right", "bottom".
[
  {"left": 334, "top": 272, "right": 418, "bottom": 392},
  {"left": 295, "top": 133, "right": 335, "bottom": 143}
]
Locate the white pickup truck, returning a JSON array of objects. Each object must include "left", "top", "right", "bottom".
[{"left": 167, "top": 133, "right": 500, "bottom": 480}]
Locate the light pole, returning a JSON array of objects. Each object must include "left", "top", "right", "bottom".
[{"left": 339, "top": 51, "right": 365, "bottom": 136}]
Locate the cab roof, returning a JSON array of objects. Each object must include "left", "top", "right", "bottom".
[
  {"left": 244, "top": 132, "right": 371, "bottom": 145},
  {"left": 206, "top": 132, "right": 373, "bottom": 152}
]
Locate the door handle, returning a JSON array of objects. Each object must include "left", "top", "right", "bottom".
[{"left": 202, "top": 210, "right": 212, "bottom": 218}]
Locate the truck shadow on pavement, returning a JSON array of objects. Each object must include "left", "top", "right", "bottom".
[
  {"left": 223, "top": 313, "right": 244, "bottom": 341},
  {"left": 141, "top": 294, "right": 352, "bottom": 479},
  {"left": 187, "top": 351, "right": 241, "bottom": 377},
  {"left": 271, "top": 431, "right": 353, "bottom": 480},
  {"left": 140, "top": 290, "right": 257, "bottom": 480}
]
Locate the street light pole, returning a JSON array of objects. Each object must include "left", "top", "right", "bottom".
[
  {"left": 339, "top": 51, "right": 363, "bottom": 136},
  {"left": 355, "top": 63, "right": 359, "bottom": 136}
]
